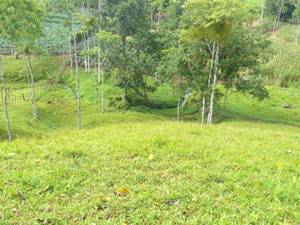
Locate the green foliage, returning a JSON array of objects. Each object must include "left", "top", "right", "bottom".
[
  {"left": 265, "top": 0, "right": 296, "bottom": 21},
  {"left": 181, "top": 0, "right": 248, "bottom": 43},
  {"left": 264, "top": 38, "right": 300, "bottom": 87},
  {"left": 219, "top": 25, "right": 271, "bottom": 107}
]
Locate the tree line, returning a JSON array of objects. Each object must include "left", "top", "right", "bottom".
[{"left": 0, "top": 0, "right": 299, "bottom": 141}]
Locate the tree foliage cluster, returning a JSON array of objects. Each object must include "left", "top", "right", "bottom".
[{"left": 3, "top": 0, "right": 300, "bottom": 141}]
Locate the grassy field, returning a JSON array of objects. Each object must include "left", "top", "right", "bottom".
[
  {"left": 0, "top": 44, "right": 300, "bottom": 224},
  {"left": 0, "top": 121, "right": 299, "bottom": 224}
]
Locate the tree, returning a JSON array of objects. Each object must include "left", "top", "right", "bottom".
[
  {"left": 96, "top": 30, "right": 120, "bottom": 112},
  {"left": 159, "top": 45, "right": 189, "bottom": 121},
  {"left": 114, "top": 0, "right": 148, "bottom": 101},
  {"left": 181, "top": 0, "right": 246, "bottom": 124},
  {"left": 70, "top": 0, "right": 82, "bottom": 130},
  {"left": 219, "top": 25, "right": 270, "bottom": 114},
  {"left": 0, "top": 0, "right": 44, "bottom": 140},
  {"left": 266, "top": 0, "right": 296, "bottom": 21},
  {"left": 261, "top": 0, "right": 265, "bottom": 25}
]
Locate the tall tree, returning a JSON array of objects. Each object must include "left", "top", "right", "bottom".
[
  {"left": 181, "top": 0, "right": 246, "bottom": 124},
  {"left": 70, "top": 0, "right": 82, "bottom": 130}
]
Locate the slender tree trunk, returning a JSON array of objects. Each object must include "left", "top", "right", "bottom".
[
  {"left": 27, "top": 55, "right": 38, "bottom": 120},
  {"left": 177, "top": 94, "right": 180, "bottom": 122},
  {"left": 87, "top": 3, "right": 91, "bottom": 74},
  {"left": 98, "top": 0, "right": 102, "bottom": 83},
  {"left": 83, "top": 1, "right": 87, "bottom": 72},
  {"left": 223, "top": 85, "right": 230, "bottom": 116},
  {"left": 143, "top": 85, "right": 150, "bottom": 106},
  {"left": 150, "top": 7, "right": 154, "bottom": 30},
  {"left": 124, "top": 86, "right": 128, "bottom": 101},
  {"left": 7, "top": 88, "right": 10, "bottom": 104},
  {"left": 87, "top": 32, "right": 90, "bottom": 74},
  {"left": 84, "top": 32, "right": 87, "bottom": 72},
  {"left": 95, "top": 75, "right": 98, "bottom": 104},
  {"left": 202, "top": 41, "right": 216, "bottom": 123},
  {"left": 157, "top": 4, "right": 161, "bottom": 32},
  {"left": 98, "top": 48, "right": 101, "bottom": 83},
  {"left": 23, "top": 54, "right": 36, "bottom": 119},
  {"left": 207, "top": 43, "right": 220, "bottom": 124},
  {"left": 0, "top": 54, "right": 12, "bottom": 141},
  {"left": 101, "top": 68, "right": 104, "bottom": 113},
  {"left": 1, "top": 88, "right": 3, "bottom": 105},
  {"left": 69, "top": 42, "right": 73, "bottom": 80},
  {"left": 207, "top": 41, "right": 216, "bottom": 92},
  {"left": 295, "top": 24, "right": 300, "bottom": 45},
  {"left": 71, "top": 0, "right": 82, "bottom": 130},
  {"left": 261, "top": 0, "right": 265, "bottom": 25},
  {"left": 91, "top": 28, "right": 96, "bottom": 47},
  {"left": 273, "top": 0, "right": 284, "bottom": 36},
  {"left": 201, "top": 95, "right": 205, "bottom": 124}
]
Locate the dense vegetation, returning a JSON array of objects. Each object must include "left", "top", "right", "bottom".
[{"left": 0, "top": 0, "right": 300, "bottom": 224}]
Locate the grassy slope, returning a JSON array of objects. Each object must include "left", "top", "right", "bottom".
[
  {"left": 224, "top": 86, "right": 300, "bottom": 126},
  {"left": 0, "top": 121, "right": 300, "bottom": 224},
  {"left": 2, "top": 55, "right": 61, "bottom": 85},
  {"left": 0, "top": 27, "right": 300, "bottom": 223},
  {"left": 1, "top": 53, "right": 300, "bottom": 140}
]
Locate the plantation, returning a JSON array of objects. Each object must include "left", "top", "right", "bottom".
[{"left": 1, "top": 0, "right": 300, "bottom": 224}]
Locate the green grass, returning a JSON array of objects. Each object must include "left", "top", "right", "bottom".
[
  {"left": 0, "top": 121, "right": 299, "bottom": 224},
  {"left": 223, "top": 86, "right": 300, "bottom": 127},
  {"left": 1, "top": 51, "right": 300, "bottom": 224},
  {"left": 2, "top": 55, "right": 62, "bottom": 85},
  {"left": 1, "top": 53, "right": 300, "bottom": 140},
  {"left": 249, "top": 0, "right": 261, "bottom": 9}
]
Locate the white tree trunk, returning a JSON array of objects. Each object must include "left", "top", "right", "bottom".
[
  {"left": 273, "top": 0, "right": 284, "bottom": 36},
  {"left": 207, "top": 43, "right": 220, "bottom": 124},
  {"left": 84, "top": 32, "right": 87, "bottom": 72},
  {"left": 207, "top": 40, "right": 216, "bottom": 91},
  {"left": 177, "top": 94, "right": 180, "bottom": 122},
  {"left": 201, "top": 96, "right": 205, "bottom": 124},
  {"left": 0, "top": 54, "right": 12, "bottom": 141},
  {"left": 261, "top": 0, "right": 265, "bottom": 25},
  {"left": 150, "top": 8, "right": 154, "bottom": 30},
  {"left": 95, "top": 75, "right": 98, "bottom": 104},
  {"left": 157, "top": 4, "right": 161, "bottom": 32},
  {"left": 98, "top": 0, "right": 102, "bottom": 83},
  {"left": 23, "top": 55, "right": 36, "bottom": 119},
  {"left": 295, "top": 24, "right": 300, "bottom": 45},
  {"left": 27, "top": 55, "right": 38, "bottom": 120},
  {"left": 83, "top": 1, "right": 87, "bottom": 72},
  {"left": 101, "top": 68, "right": 104, "bottom": 113},
  {"left": 69, "top": 42, "right": 73, "bottom": 79},
  {"left": 71, "top": 0, "right": 81, "bottom": 130},
  {"left": 87, "top": 32, "right": 90, "bottom": 74}
]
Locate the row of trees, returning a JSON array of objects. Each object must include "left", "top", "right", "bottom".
[{"left": 2, "top": 0, "right": 292, "bottom": 141}]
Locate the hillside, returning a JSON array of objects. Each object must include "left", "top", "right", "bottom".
[
  {"left": 1, "top": 49, "right": 300, "bottom": 141},
  {"left": 1, "top": 120, "right": 300, "bottom": 224},
  {"left": 1, "top": 0, "right": 300, "bottom": 223}
]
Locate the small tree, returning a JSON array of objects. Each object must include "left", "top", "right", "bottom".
[
  {"left": 219, "top": 25, "right": 270, "bottom": 115},
  {"left": 181, "top": 0, "right": 246, "bottom": 124},
  {"left": 0, "top": 0, "right": 44, "bottom": 140}
]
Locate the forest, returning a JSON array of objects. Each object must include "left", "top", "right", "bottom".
[{"left": 0, "top": 0, "right": 300, "bottom": 224}]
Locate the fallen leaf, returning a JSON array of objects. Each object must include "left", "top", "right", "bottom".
[
  {"left": 102, "top": 197, "right": 109, "bottom": 201},
  {"left": 115, "top": 187, "right": 130, "bottom": 196},
  {"left": 148, "top": 154, "right": 153, "bottom": 161}
]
